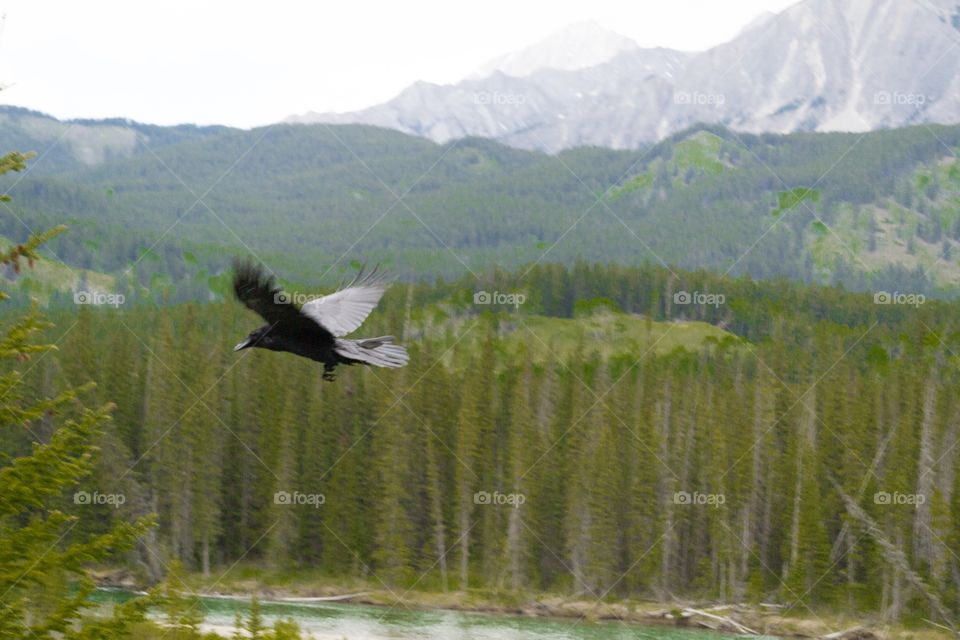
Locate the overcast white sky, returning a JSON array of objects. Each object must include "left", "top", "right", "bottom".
[{"left": 0, "top": 0, "right": 798, "bottom": 128}]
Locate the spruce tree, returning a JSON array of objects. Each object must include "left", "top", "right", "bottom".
[{"left": 0, "top": 151, "right": 153, "bottom": 638}]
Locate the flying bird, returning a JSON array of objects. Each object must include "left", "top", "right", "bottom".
[{"left": 232, "top": 259, "right": 409, "bottom": 380}]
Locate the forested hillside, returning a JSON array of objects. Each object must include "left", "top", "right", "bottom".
[
  {"left": 2, "top": 108, "right": 960, "bottom": 300},
  {"left": 9, "top": 261, "right": 960, "bottom": 625}
]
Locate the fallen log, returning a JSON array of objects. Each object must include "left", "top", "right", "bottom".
[
  {"left": 200, "top": 591, "right": 371, "bottom": 603},
  {"left": 832, "top": 480, "right": 958, "bottom": 636},
  {"left": 822, "top": 626, "right": 878, "bottom": 640},
  {"left": 682, "top": 608, "right": 759, "bottom": 635},
  {"left": 274, "top": 592, "right": 371, "bottom": 603}
]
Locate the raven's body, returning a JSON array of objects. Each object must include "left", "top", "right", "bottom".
[
  {"left": 246, "top": 322, "right": 339, "bottom": 363},
  {"left": 232, "top": 260, "right": 408, "bottom": 379}
]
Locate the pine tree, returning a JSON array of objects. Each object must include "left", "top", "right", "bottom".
[
  {"left": 453, "top": 326, "right": 495, "bottom": 588},
  {"left": 298, "top": 369, "right": 331, "bottom": 566},
  {"left": 244, "top": 596, "right": 266, "bottom": 640},
  {"left": 782, "top": 384, "right": 833, "bottom": 606},
  {"left": 500, "top": 352, "right": 536, "bottom": 591},
  {"left": 159, "top": 560, "right": 205, "bottom": 639},
  {"left": 267, "top": 389, "right": 299, "bottom": 565},
  {"left": 0, "top": 165, "right": 152, "bottom": 638},
  {"left": 372, "top": 390, "right": 415, "bottom": 584}
]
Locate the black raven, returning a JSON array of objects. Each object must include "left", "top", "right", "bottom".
[{"left": 232, "top": 260, "right": 409, "bottom": 380}]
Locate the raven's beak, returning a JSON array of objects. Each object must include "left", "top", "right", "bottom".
[{"left": 234, "top": 339, "right": 252, "bottom": 351}]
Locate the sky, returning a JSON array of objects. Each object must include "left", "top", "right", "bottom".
[{"left": 0, "top": 0, "right": 799, "bottom": 128}]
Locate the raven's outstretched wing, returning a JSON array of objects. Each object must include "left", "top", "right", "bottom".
[
  {"left": 232, "top": 259, "right": 303, "bottom": 327},
  {"left": 301, "top": 265, "right": 389, "bottom": 337}
]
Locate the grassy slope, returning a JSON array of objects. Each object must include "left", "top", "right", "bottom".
[
  {"left": 0, "top": 235, "right": 114, "bottom": 300},
  {"left": 410, "top": 304, "right": 737, "bottom": 372},
  {"left": 809, "top": 155, "right": 960, "bottom": 286},
  {"left": 504, "top": 311, "right": 734, "bottom": 359}
]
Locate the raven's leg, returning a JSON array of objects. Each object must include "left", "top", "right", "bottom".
[{"left": 322, "top": 362, "right": 337, "bottom": 382}]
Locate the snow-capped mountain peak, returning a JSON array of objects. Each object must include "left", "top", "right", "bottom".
[
  {"left": 736, "top": 10, "right": 777, "bottom": 36},
  {"left": 469, "top": 20, "right": 640, "bottom": 79},
  {"left": 288, "top": 0, "right": 960, "bottom": 152}
]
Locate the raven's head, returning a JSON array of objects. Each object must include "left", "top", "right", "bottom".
[{"left": 234, "top": 325, "right": 276, "bottom": 352}]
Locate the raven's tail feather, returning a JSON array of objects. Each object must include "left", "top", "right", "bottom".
[{"left": 334, "top": 336, "right": 409, "bottom": 368}]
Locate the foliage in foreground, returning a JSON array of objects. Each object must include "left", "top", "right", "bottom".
[
  {"left": 0, "top": 151, "right": 155, "bottom": 638},
  {"left": 0, "top": 149, "right": 306, "bottom": 640}
]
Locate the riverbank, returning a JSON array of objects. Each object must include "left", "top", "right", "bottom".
[{"left": 92, "top": 568, "right": 952, "bottom": 640}]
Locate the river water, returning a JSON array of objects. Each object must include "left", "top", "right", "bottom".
[{"left": 94, "top": 589, "right": 748, "bottom": 639}]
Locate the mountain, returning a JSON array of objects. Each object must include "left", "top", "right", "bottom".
[
  {"left": 468, "top": 21, "right": 642, "bottom": 79},
  {"left": 0, "top": 106, "right": 226, "bottom": 173},
  {"left": 736, "top": 10, "right": 778, "bottom": 36},
  {"left": 2, "top": 109, "right": 960, "bottom": 301},
  {"left": 287, "top": 0, "right": 960, "bottom": 152}
]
